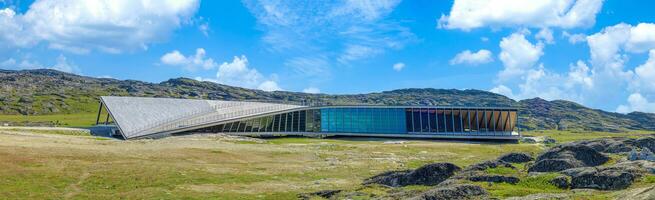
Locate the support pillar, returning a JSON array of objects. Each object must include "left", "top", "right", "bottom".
[{"left": 95, "top": 102, "right": 103, "bottom": 125}]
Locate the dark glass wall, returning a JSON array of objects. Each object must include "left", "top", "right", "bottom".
[{"left": 183, "top": 107, "right": 517, "bottom": 136}]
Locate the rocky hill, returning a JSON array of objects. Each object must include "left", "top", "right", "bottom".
[{"left": 1, "top": 69, "right": 654, "bottom": 132}]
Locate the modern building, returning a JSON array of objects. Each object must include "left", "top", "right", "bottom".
[{"left": 96, "top": 96, "right": 520, "bottom": 140}]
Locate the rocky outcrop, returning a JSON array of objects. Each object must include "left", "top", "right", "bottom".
[
  {"left": 548, "top": 176, "right": 570, "bottom": 189},
  {"left": 498, "top": 152, "right": 533, "bottom": 163},
  {"left": 528, "top": 143, "right": 609, "bottom": 172},
  {"left": 529, "top": 159, "right": 579, "bottom": 172},
  {"left": 364, "top": 163, "right": 461, "bottom": 187},
  {"left": 465, "top": 160, "right": 514, "bottom": 171},
  {"left": 468, "top": 174, "right": 520, "bottom": 184},
  {"left": 628, "top": 148, "right": 655, "bottom": 161},
  {"left": 569, "top": 136, "right": 655, "bottom": 153},
  {"left": 568, "top": 167, "right": 637, "bottom": 190},
  {"left": 410, "top": 184, "right": 488, "bottom": 200},
  {"left": 559, "top": 160, "right": 653, "bottom": 190},
  {"left": 298, "top": 190, "right": 342, "bottom": 200}
]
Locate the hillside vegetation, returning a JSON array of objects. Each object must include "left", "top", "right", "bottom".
[{"left": 1, "top": 69, "right": 654, "bottom": 131}]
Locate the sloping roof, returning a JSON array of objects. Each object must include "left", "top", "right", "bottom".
[{"left": 101, "top": 96, "right": 304, "bottom": 139}]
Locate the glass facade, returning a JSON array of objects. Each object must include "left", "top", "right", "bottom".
[
  {"left": 185, "top": 106, "right": 517, "bottom": 137},
  {"left": 320, "top": 108, "right": 406, "bottom": 134}
]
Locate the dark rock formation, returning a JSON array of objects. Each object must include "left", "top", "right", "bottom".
[
  {"left": 568, "top": 168, "right": 637, "bottom": 190},
  {"left": 364, "top": 162, "right": 461, "bottom": 187},
  {"left": 410, "top": 184, "right": 488, "bottom": 200},
  {"left": 528, "top": 143, "right": 609, "bottom": 172},
  {"left": 468, "top": 174, "right": 520, "bottom": 184},
  {"left": 549, "top": 176, "right": 570, "bottom": 189},
  {"left": 498, "top": 152, "right": 533, "bottom": 163},
  {"left": 465, "top": 160, "right": 514, "bottom": 171},
  {"left": 298, "top": 190, "right": 342, "bottom": 199},
  {"left": 636, "top": 137, "right": 655, "bottom": 152},
  {"left": 528, "top": 159, "right": 579, "bottom": 172},
  {"left": 568, "top": 136, "right": 655, "bottom": 153}
]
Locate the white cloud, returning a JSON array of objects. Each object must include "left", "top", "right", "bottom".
[
  {"left": 0, "top": 54, "right": 79, "bottom": 73},
  {"left": 0, "top": 0, "right": 200, "bottom": 53},
  {"left": 198, "top": 22, "right": 210, "bottom": 37},
  {"left": 302, "top": 87, "right": 321, "bottom": 94},
  {"left": 634, "top": 50, "right": 655, "bottom": 92},
  {"left": 257, "top": 80, "right": 282, "bottom": 91},
  {"left": 244, "top": 0, "right": 415, "bottom": 65},
  {"left": 392, "top": 62, "right": 405, "bottom": 71},
  {"left": 489, "top": 23, "right": 655, "bottom": 113},
  {"left": 491, "top": 64, "right": 589, "bottom": 103},
  {"left": 50, "top": 54, "right": 79, "bottom": 73},
  {"left": 284, "top": 56, "right": 331, "bottom": 77},
  {"left": 449, "top": 49, "right": 493, "bottom": 66},
  {"left": 566, "top": 60, "right": 593, "bottom": 89},
  {"left": 562, "top": 31, "right": 586, "bottom": 44},
  {"left": 439, "top": 0, "right": 604, "bottom": 31},
  {"left": 535, "top": 28, "right": 554, "bottom": 44},
  {"left": 338, "top": 44, "right": 383, "bottom": 63},
  {"left": 616, "top": 93, "right": 655, "bottom": 113},
  {"left": 497, "top": 32, "right": 544, "bottom": 81},
  {"left": 160, "top": 48, "right": 217, "bottom": 71},
  {"left": 489, "top": 85, "right": 514, "bottom": 99},
  {"left": 626, "top": 23, "right": 655, "bottom": 53},
  {"left": 209, "top": 55, "right": 282, "bottom": 91}
]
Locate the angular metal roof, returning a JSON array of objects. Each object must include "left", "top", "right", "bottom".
[{"left": 101, "top": 96, "right": 304, "bottom": 139}]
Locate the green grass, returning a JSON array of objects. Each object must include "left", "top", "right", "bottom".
[
  {"left": 0, "top": 129, "right": 653, "bottom": 199},
  {"left": 4, "top": 128, "right": 91, "bottom": 136},
  {"left": 478, "top": 173, "right": 564, "bottom": 198},
  {"left": 522, "top": 130, "right": 653, "bottom": 143},
  {"left": 0, "top": 113, "right": 99, "bottom": 127},
  {"left": 484, "top": 166, "right": 518, "bottom": 176}
]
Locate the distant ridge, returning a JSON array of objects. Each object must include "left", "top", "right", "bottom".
[{"left": 1, "top": 68, "right": 653, "bottom": 132}]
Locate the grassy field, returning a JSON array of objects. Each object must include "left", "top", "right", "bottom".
[
  {"left": 0, "top": 129, "right": 652, "bottom": 199},
  {"left": 0, "top": 113, "right": 100, "bottom": 127}
]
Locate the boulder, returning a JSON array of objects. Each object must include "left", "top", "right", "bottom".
[
  {"left": 537, "top": 144, "right": 609, "bottom": 166},
  {"left": 569, "top": 168, "right": 637, "bottom": 190},
  {"left": 528, "top": 159, "right": 580, "bottom": 172},
  {"left": 528, "top": 143, "right": 609, "bottom": 172},
  {"left": 498, "top": 152, "right": 533, "bottom": 163},
  {"left": 410, "top": 184, "right": 488, "bottom": 200},
  {"left": 559, "top": 161, "right": 649, "bottom": 190},
  {"left": 465, "top": 160, "right": 514, "bottom": 171},
  {"left": 548, "top": 176, "right": 570, "bottom": 189},
  {"left": 468, "top": 174, "right": 520, "bottom": 184},
  {"left": 543, "top": 136, "right": 557, "bottom": 144},
  {"left": 521, "top": 137, "right": 538, "bottom": 144},
  {"left": 628, "top": 148, "right": 655, "bottom": 161},
  {"left": 611, "top": 160, "right": 655, "bottom": 174},
  {"left": 364, "top": 163, "right": 461, "bottom": 187},
  {"left": 569, "top": 136, "right": 655, "bottom": 154},
  {"left": 298, "top": 190, "right": 342, "bottom": 199},
  {"left": 635, "top": 137, "right": 655, "bottom": 152},
  {"left": 363, "top": 170, "right": 410, "bottom": 187}
]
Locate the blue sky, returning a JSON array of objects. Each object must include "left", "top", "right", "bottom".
[{"left": 2, "top": 0, "right": 655, "bottom": 113}]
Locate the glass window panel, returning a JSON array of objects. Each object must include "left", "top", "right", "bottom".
[
  {"left": 429, "top": 109, "right": 437, "bottom": 132},
  {"left": 436, "top": 109, "right": 445, "bottom": 132},
  {"left": 412, "top": 109, "right": 421, "bottom": 132},
  {"left": 420, "top": 109, "right": 429, "bottom": 132},
  {"left": 444, "top": 110, "right": 453, "bottom": 132}
]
